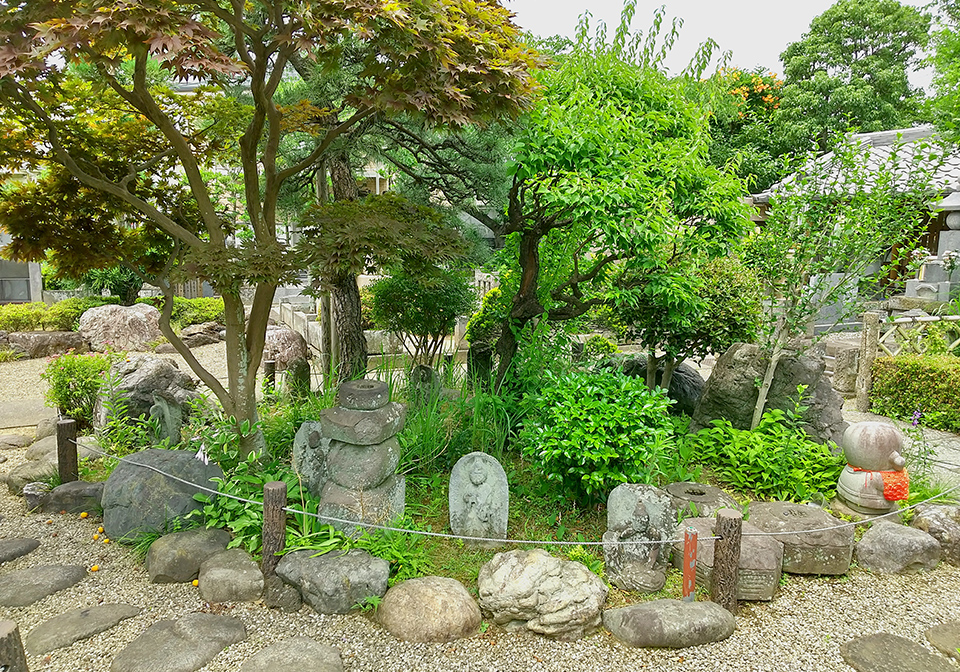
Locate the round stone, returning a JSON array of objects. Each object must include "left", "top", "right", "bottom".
[{"left": 337, "top": 379, "right": 389, "bottom": 410}]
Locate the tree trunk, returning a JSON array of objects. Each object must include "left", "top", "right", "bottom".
[
  {"left": 222, "top": 289, "right": 270, "bottom": 456},
  {"left": 331, "top": 272, "right": 368, "bottom": 382},
  {"left": 494, "top": 227, "right": 545, "bottom": 387},
  {"left": 646, "top": 350, "right": 660, "bottom": 390},
  {"left": 751, "top": 340, "right": 784, "bottom": 430},
  {"left": 327, "top": 152, "right": 367, "bottom": 383},
  {"left": 660, "top": 357, "right": 678, "bottom": 393}
]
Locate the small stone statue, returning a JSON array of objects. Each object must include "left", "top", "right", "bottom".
[
  {"left": 836, "top": 422, "right": 909, "bottom": 514},
  {"left": 449, "top": 452, "right": 508, "bottom": 548}
]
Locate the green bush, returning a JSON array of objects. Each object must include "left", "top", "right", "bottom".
[
  {"left": 519, "top": 369, "right": 699, "bottom": 503},
  {"left": 370, "top": 269, "right": 476, "bottom": 366},
  {"left": 0, "top": 302, "right": 47, "bottom": 331},
  {"left": 691, "top": 409, "right": 845, "bottom": 502},
  {"left": 465, "top": 286, "right": 508, "bottom": 346},
  {"left": 137, "top": 296, "right": 225, "bottom": 330},
  {"left": 871, "top": 355, "right": 960, "bottom": 432},
  {"left": 41, "top": 351, "right": 115, "bottom": 430},
  {"left": 582, "top": 334, "right": 618, "bottom": 359},
  {"left": 42, "top": 296, "right": 120, "bottom": 331}
]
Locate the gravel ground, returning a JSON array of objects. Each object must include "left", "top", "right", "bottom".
[{"left": 3, "top": 347, "right": 960, "bottom": 670}]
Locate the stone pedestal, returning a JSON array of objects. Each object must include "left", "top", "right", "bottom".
[
  {"left": 671, "top": 518, "right": 783, "bottom": 601},
  {"left": 748, "top": 502, "right": 853, "bottom": 575},
  {"left": 666, "top": 482, "right": 740, "bottom": 520}
]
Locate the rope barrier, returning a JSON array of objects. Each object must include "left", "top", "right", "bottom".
[{"left": 70, "top": 438, "right": 960, "bottom": 547}]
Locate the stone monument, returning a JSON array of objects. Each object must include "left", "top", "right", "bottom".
[
  {"left": 292, "top": 379, "right": 406, "bottom": 535},
  {"left": 836, "top": 422, "right": 909, "bottom": 515},
  {"left": 449, "top": 452, "right": 508, "bottom": 548},
  {"left": 602, "top": 484, "right": 677, "bottom": 593}
]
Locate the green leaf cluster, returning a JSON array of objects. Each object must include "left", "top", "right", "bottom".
[
  {"left": 464, "top": 287, "right": 508, "bottom": 346},
  {"left": 136, "top": 296, "right": 225, "bottom": 331},
  {"left": 519, "top": 369, "right": 699, "bottom": 503},
  {"left": 692, "top": 410, "right": 845, "bottom": 502},
  {"left": 43, "top": 296, "right": 120, "bottom": 332},
  {"left": 41, "top": 350, "right": 115, "bottom": 430},
  {"left": 871, "top": 355, "right": 960, "bottom": 433}
]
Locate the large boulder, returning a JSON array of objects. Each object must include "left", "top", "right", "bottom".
[
  {"left": 911, "top": 504, "right": 960, "bottom": 566},
  {"left": 93, "top": 355, "right": 199, "bottom": 436},
  {"left": 178, "top": 322, "right": 222, "bottom": 348},
  {"left": 263, "top": 326, "right": 309, "bottom": 371},
  {"left": 477, "top": 549, "right": 607, "bottom": 641},
  {"left": 79, "top": 303, "right": 162, "bottom": 352},
  {"left": 145, "top": 528, "right": 231, "bottom": 583},
  {"left": 198, "top": 548, "right": 264, "bottom": 603},
  {"left": 377, "top": 576, "right": 481, "bottom": 642},
  {"left": 7, "top": 331, "right": 89, "bottom": 359},
  {"left": 101, "top": 448, "right": 224, "bottom": 542},
  {"left": 856, "top": 522, "right": 941, "bottom": 573},
  {"left": 603, "top": 599, "right": 736, "bottom": 648},
  {"left": 691, "top": 342, "right": 847, "bottom": 445},
  {"left": 276, "top": 549, "right": 389, "bottom": 615},
  {"left": 605, "top": 355, "right": 705, "bottom": 417}
]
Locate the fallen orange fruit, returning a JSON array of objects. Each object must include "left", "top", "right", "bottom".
[
  {"left": 80, "top": 512, "right": 89, "bottom": 519},
  {"left": 90, "top": 565, "right": 99, "bottom": 572},
  {"left": 93, "top": 534, "right": 100, "bottom": 541},
  {"left": 192, "top": 580, "right": 199, "bottom": 587}
]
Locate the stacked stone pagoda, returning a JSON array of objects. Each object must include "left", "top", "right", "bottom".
[{"left": 293, "top": 379, "right": 406, "bottom": 534}]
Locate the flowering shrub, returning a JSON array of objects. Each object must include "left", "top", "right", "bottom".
[
  {"left": 717, "top": 67, "right": 783, "bottom": 119},
  {"left": 41, "top": 350, "right": 115, "bottom": 430}
]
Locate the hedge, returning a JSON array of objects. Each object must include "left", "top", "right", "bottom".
[{"left": 871, "top": 354, "right": 960, "bottom": 433}]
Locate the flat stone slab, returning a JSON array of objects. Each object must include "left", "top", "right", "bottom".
[
  {"left": 841, "top": 633, "right": 955, "bottom": 672},
  {"left": 111, "top": 612, "right": 246, "bottom": 672},
  {"left": 748, "top": 501, "right": 853, "bottom": 575},
  {"left": 0, "top": 537, "right": 40, "bottom": 564},
  {"left": 25, "top": 604, "right": 141, "bottom": 655},
  {"left": 926, "top": 622, "right": 960, "bottom": 662},
  {"left": 0, "top": 564, "right": 86, "bottom": 606},
  {"left": 603, "top": 599, "right": 736, "bottom": 648},
  {"left": 0, "top": 400, "right": 55, "bottom": 432},
  {"left": 0, "top": 434, "right": 32, "bottom": 450},
  {"left": 239, "top": 637, "right": 343, "bottom": 672}
]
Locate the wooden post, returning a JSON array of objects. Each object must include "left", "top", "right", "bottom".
[
  {"left": 856, "top": 311, "right": 880, "bottom": 412},
  {"left": 0, "top": 620, "right": 28, "bottom": 672},
  {"left": 263, "top": 360, "right": 276, "bottom": 391},
  {"left": 712, "top": 509, "right": 742, "bottom": 615},
  {"left": 261, "top": 481, "right": 287, "bottom": 578},
  {"left": 682, "top": 527, "right": 698, "bottom": 602},
  {"left": 56, "top": 418, "right": 78, "bottom": 484}
]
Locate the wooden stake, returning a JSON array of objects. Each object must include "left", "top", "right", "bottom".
[
  {"left": 712, "top": 509, "right": 742, "bottom": 615},
  {"left": 261, "top": 481, "right": 287, "bottom": 578},
  {"left": 682, "top": 526, "right": 698, "bottom": 602},
  {"left": 263, "top": 360, "right": 276, "bottom": 391},
  {"left": 0, "top": 620, "right": 28, "bottom": 672},
  {"left": 57, "top": 418, "right": 78, "bottom": 484}
]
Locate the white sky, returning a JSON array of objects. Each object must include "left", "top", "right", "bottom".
[{"left": 505, "top": 0, "right": 932, "bottom": 85}]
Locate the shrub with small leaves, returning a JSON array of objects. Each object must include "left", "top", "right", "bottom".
[
  {"left": 41, "top": 350, "right": 115, "bottom": 430},
  {"left": 871, "top": 355, "right": 960, "bottom": 433},
  {"left": 519, "top": 369, "right": 696, "bottom": 503},
  {"left": 582, "top": 334, "right": 618, "bottom": 359},
  {"left": 0, "top": 302, "right": 47, "bottom": 331}
]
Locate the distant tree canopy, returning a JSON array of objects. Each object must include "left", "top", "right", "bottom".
[{"left": 777, "top": 0, "right": 931, "bottom": 152}]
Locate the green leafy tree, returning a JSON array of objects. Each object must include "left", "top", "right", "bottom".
[
  {"left": 297, "top": 193, "right": 468, "bottom": 377},
  {"left": 777, "top": 0, "right": 931, "bottom": 153},
  {"left": 0, "top": 0, "right": 540, "bottom": 455},
  {"left": 744, "top": 136, "right": 945, "bottom": 428},
  {"left": 930, "top": 0, "right": 960, "bottom": 136}
]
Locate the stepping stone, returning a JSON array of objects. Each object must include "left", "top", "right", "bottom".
[
  {"left": 749, "top": 501, "right": 854, "bottom": 575},
  {"left": 926, "top": 622, "right": 960, "bottom": 662},
  {"left": 0, "top": 565, "right": 86, "bottom": 607},
  {"left": 111, "top": 612, "right": 246, "bottom": 672},
  {"left": 841, "top": 633, "right": 954, "bottom": 672},
  {"left": 0, "top": 434, "right": 32, "bottom": 450},
  {"left": 0, "top": 538, "right": 40, "bottom": 564},
  {"left": 25, "top": 604, "right": 141, "bottom": 655},
  {"left": 603, "top": 599, "right": 735, "bottom": 648},
  {"left": 239, "top": 637, "right": 343, "bottom": 672}
]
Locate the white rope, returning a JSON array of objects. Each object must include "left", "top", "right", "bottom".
[{"left": 72, "top": 439, "right": 960, "bottom": 545}]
